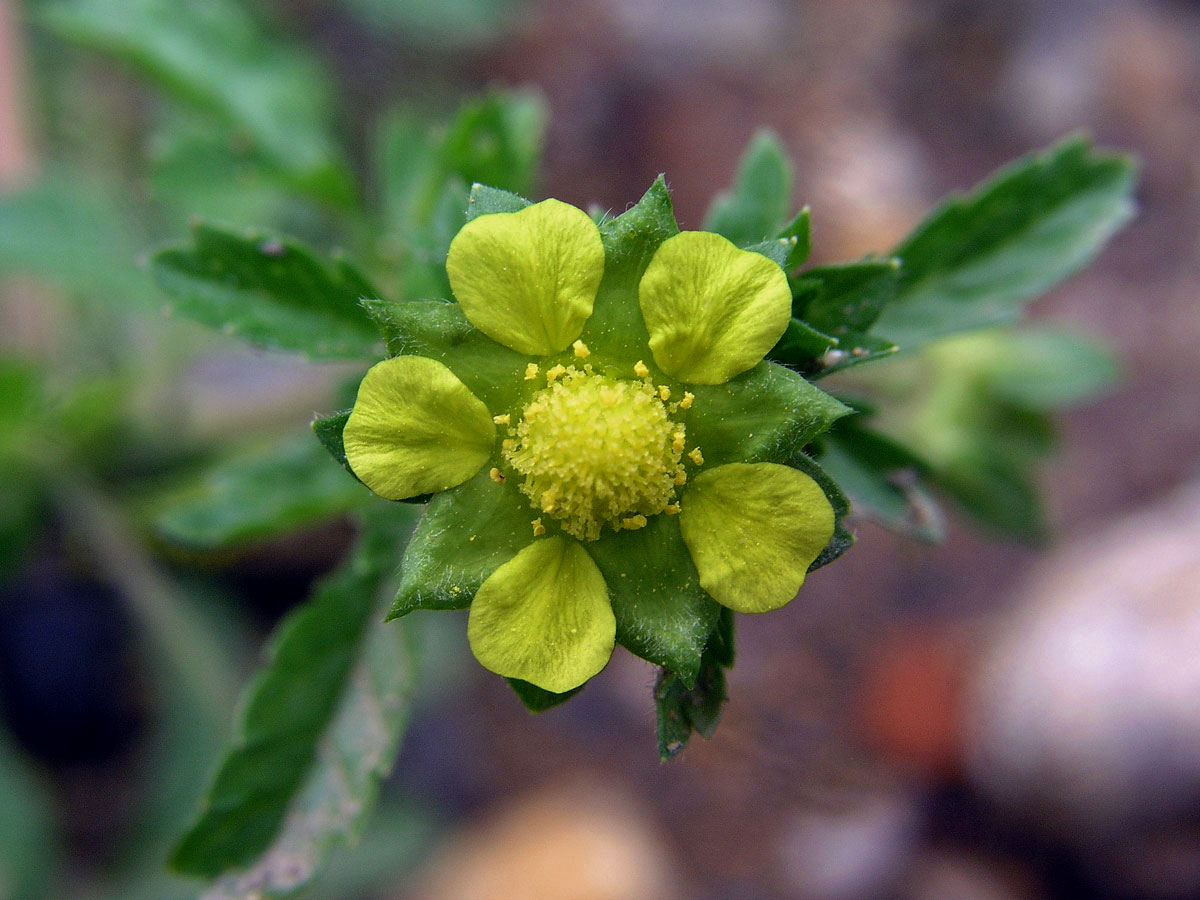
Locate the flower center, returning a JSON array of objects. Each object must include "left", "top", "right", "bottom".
[{"left": 504, "top": 367, "right": 685, "bottom": 541}]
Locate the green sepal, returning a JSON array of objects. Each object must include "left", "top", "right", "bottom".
[
  {"left": 465, "top": 183, "right": 531, "bottom": 220},
  {"left": 709, "top": 604, "right": 736, "bottom": 668},
  {"left": 588, "top": 513, "right": 720, "bottom": 688},
  {"left": 359, "top": 298, "right": 533, "bottom": 413},
  {"left": 312, "top": 409, "right": 354, "bottom": 477},
  {"left": 784, "top": 451, "right": 854, "bottom": 573},
  {"left": 154, "top": 434, "right": 365, "bottom": 550},
  {"left": 873, "top": 135, "right": 1137, "bottom": 348},
  {"left": 43, "top": 0, "right": 354, "bottom": 207},
  {"left": 817, "top": 419, "right": 944, "bottom": 542},
  {"left": 796, "top": 259, "right": 901, "bottom": 336},
  {"left": 685, "top": 360, "right": 852, "bottom": 468},
  {"left": 506, "top": 678, "right": 584, "bottom": 713},
  {"left": 579, "top": 176, "right": 679, "bottom": 362},
  {"left": 703, "top": 130, "right": 792, "bottom": 246},
  {"left": 777, "top": 206, "right": 812, "bottom": 269},
  {"left": 151, "top": 223, "right": 382, "bottom": 358},
  {"left": 313, "top": 409, "right": 433, "bottom": 504},
  {"left": 654, "top": 608, "right": 734, "bottom": 760},
  {"left": 388, "top": 469, "right": 533, "bottom": 619},
  {"left": 768, "top": 318, "right": 838, "bottom": 371}
]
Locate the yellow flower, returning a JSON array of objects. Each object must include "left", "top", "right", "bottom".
[{"left": 342, "top": 182, "right": 849, "bottom": 693}]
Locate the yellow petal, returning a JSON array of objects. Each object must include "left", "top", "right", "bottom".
[
  {"left": 639, "top": 231, "right": 792, "bottom": 384},
  {"left": 679, "top": 462, "right": 833, "bottom": 612},
  {"left": 344, "top": 355, "right": 494, "bottom": 500},
  {"left": 446, "top": 199, "right": 605, "bottom": 356},
  {"left": 467, "top": 537, "right": 615, "bottom": 692}
]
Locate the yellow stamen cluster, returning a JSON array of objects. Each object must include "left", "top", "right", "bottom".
[{"left": 504, "top": 367, "right": 686, "bottom": 540}]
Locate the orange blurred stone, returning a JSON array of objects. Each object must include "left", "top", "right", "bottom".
[
  {"left": 408, "top": 777, "right": 680, "bottom": 900},
  {"left": 857, "top": 626, "right": 973, "bottom": 779}
]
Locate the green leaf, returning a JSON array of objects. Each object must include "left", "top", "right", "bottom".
[
  {"left": 170, "top": 504, "right": 419, "bottom": 882},
  {"left": 377, "top": 110, "right": 442, "bottom": 232},
  {"left": 579, "top": 176, "right": 679, "bottom": 361},
  {"left": 873, "top": 136, "right": 1137, "bottom": 347},
  {"left": 587, "top": 513, "right": 721, "bottom": 687},
  {"left": 818, "top": 420, "right": 944, "bottom": 542},
  {"left": 937, "top": 454, "right": 1046, "bottom": 541},
  {"left": 154, "top": 434, "right": 365, "bottom": 550},
  {"left": 869, "top": 329, "right": 1106, "bottom": 541},
  {"left": 797, "top": 259, "right": 901, "bottom": 336},
  {"left": 151, "top": 223, "right": 382, "bottom": 357},
  {"left": 147, "top": 116, "right": 296, "bottom": 229},
  {"left": 703, "top": 130, "right": 793, "bottom": 247},
  {"left": 686, "top": 361, "right": 852, "bottom": 468},
  {"left": 0, "top": 171, "right": 154, "bottom": 306},
  {"left": 0, "top": 359, "right": 39, "bottom": 432},
  {"left": 440, "top": 90, "right": 547, "bottom": 199},
  {"left": 506, "top": 678, "right": 583, "bottom": 713},
  {"left": 963, "top": 329, "right": 1117, "bottom": 410},
  {"left": 654, "top": 608, "right": 734, "bottom": 760},
  {"left": 0, "top": 732, "right": 59, "bottom": 900},
  {"left": 44, "top": 0, "right": 352, "bottom": 206}
]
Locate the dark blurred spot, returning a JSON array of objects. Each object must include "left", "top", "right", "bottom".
[{"left": 0, "top": 561, "right": 142, "bottom": 766}]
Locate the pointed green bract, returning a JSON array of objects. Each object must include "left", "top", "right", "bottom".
[
  {"left": 506, "top": 678, "right": 584, "bottom": 713},
  {"left": 655, "top": 607, "right": 734, "bottom": 759},
  {"left": 467, "top": 537, "right": 615, "bottom": 692},
  {"left": 390, "top": 469, "right": 538, "bottom": 618},
  {"left": 344, "top": 356, "right": 494, "bottom": 501},
  {"left": 787, "top": 450, "right": 855, "bottom": 574},
  {"left": 640, "top": 232, "right": 792, "bottom": 385},
  {"left": 587, "top": 512, "right": 720, "bottom": 686},
  {"left": 680, "top": 462, "right": 834, "bottom": 613},
  {"left": 579, "top": 176, "right": 679, "bottom": 361},
  {"left": 360, "top": 298, "right": 533, "bottom": 412},
  {"left": 684, "top": 360, "right": 851, "bottom": 467},
  {"left": 446, "top": 199, "right": 605, "bottom": 355}
]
